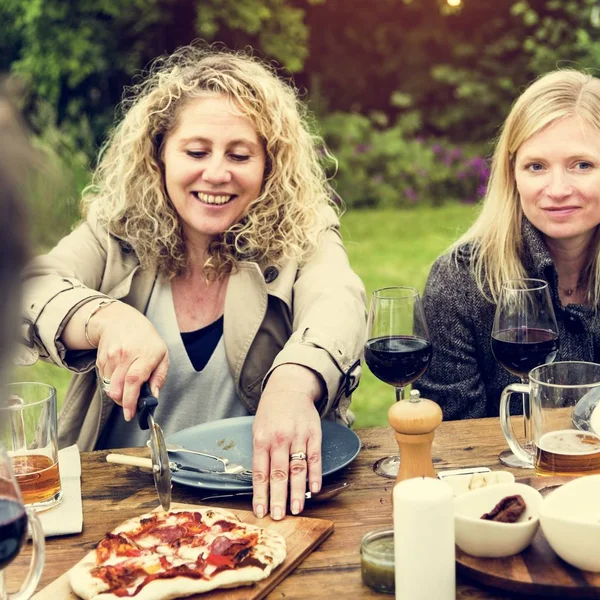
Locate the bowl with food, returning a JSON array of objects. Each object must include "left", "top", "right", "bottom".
[
  {"left": 540, "top": 474, "right": 600, "bottom": 572},
  {"left": 454, "top": 482, "right": 542, "bottom": 558}
]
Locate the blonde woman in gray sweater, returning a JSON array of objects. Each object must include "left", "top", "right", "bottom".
[{"left": 421, "top": 69, "right": 600, "bottom": 420}]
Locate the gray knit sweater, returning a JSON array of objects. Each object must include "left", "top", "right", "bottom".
[{"left": 420, "top": 218, "right": 600, "bottom": 420}]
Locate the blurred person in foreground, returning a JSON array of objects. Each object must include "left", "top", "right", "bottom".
[
  {"left": 421, "top": 69, "right": 600, "bottom": 420},
  {"left": 18, "top": 44, "right": 366, "bottom": 519},
  {"left": 0, "top": 94, "right": 30, "bottom": 392}
]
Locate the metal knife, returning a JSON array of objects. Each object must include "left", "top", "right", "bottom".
[{"left": 106, "top": 453, "right": 253, "bottom": 483}]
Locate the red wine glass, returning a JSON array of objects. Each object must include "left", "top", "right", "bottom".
[
  {"left": 492, "top": 278, "right": 559, "bottom": 468},
  {"left": 365, "top": 286, "right": 432, "bottom": 478},
  {"left": 0, "top": 443, "right": 45, "bottom": 600}
]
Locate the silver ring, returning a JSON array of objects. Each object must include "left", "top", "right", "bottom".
[
  {"left": 101, "top": 376, "right": 111, "bottom": 392},
  {"left": 290, "top": 451, "right": 307, "bottom": 461}
]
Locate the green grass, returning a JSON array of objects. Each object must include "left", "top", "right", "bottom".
[
  {"left": 342, "top": 204, "right": 478, "bottom": 427},
  {"left": 13, "top": 203, "right": 479, "bottom": 428}
]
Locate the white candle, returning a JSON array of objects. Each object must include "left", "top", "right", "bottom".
[{"left": 393, "top": 477, "right": 455, "bottom": 600}]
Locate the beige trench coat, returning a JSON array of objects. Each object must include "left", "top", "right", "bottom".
[{"left": 19, "top": 206, "right": 366, "bottom": 450}]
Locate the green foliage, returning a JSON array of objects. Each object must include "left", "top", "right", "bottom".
[
  {"left": 300, "top": 0, "right": 600, "bottom": 143},
  {"left": 410, "top": 0, "right": 600, "bottom": 140},
  {"left": 4, "top": 0, "right": 314, "bottom": 160},
  {"left": 319, "top": 111, "right": 490, "bottom": 209},
  {"left": 512, "top": 0, "right": 600, "bottom": 72},
  {"left": 196, "top": 0, "right": 311, "bottom": 72}
]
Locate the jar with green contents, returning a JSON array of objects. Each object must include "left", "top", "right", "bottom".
[{"left": 360, "top": 528, "right": 395, "bottom": 594}]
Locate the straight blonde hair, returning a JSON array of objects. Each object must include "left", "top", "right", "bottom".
[{"left": 452, "top": 69, "right": 600, "bottom": 306}]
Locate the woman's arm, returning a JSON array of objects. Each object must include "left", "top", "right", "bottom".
[
  {"left": 21, "top": 211, "right": 112, "bottom": 370},
  {"left": 21, "top": 210, "right": 170, "bottom": 419},
  {"left": 263, "top": 208, "right": 367, "bottom": 417},
  {"left": 419, "top": 253, "right": 490, "bottom": 420},
  {"left": 251, "top": 208, "right": 366, "bottom": 520}
]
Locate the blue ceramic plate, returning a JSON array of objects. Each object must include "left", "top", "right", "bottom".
[{"left": 166, "top": 416, "right": 361, "bottom": 491}]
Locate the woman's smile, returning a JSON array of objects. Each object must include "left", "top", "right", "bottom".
[
  {"left": 541, "top": 205, "right": 581, "bottom": 218},
  {"left": 191, "top": 191, "right": 236, "bottom": 206}
]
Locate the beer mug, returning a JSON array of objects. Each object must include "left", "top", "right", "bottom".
[
  {"left": 500, "top": 362, "right": 600, "bottom": 476},
  {"left": 0, "top": 383, "right": 62, "bottom": 510}
]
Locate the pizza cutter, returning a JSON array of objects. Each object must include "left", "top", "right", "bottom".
[{"left": 137, "top": 382, "right": 171, "bottom": 511}]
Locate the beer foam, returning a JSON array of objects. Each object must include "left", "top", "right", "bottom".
[{"left": 538, "top": 429, "right": 600, "bottom": 456}]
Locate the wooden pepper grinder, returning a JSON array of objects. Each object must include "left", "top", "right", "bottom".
[{"left": 388, "top": 389, "right": 443, "bottom": 486}]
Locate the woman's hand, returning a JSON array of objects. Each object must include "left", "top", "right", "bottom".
[
  {"left": 251, "top": 364, "right": 324, "bottom": 520},
  {"left": 68, "top": 300, "right": 170, "bottom": 420}
]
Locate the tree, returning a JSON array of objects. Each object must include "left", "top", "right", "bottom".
[
  {"left": 1, "top": 0, "right": 319, "bottom": 158},
  {"left": 296, "top": 0, "right": 600, "bottom": 143}
]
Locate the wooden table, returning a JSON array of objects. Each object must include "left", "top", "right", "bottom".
[{"left": 7, "top": 418, "right": 528, "bottom": 599}]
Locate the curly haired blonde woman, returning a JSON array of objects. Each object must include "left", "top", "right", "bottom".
[
  {"left": 421, "top": 69, "right": 600, "bottom": 420},
  {"left": 20, "top": 45, "right": 366, "bottom": 519}
]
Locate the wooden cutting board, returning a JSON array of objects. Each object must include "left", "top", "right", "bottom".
[
  {"left": 456, "top": 476, "right": 600, "bottom": 598},
  {"left": 32, "top": 502, "right": 334, "bottom": 600}
]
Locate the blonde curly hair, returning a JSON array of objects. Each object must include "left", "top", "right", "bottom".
[{"left": 83, "top": 44, "right": 336, "bottom": 279}]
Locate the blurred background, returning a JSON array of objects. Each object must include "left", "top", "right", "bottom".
[{"left": 4, "top": 0, "right": 599, "bottom": 426}]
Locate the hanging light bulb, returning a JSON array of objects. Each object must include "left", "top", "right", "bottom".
[{"left": 447, "top": 0, "right": 461, "bottom": 6}]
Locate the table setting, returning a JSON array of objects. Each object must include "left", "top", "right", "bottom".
[{"left": 5, "top": 284, "right": 600, "bottom": 599}]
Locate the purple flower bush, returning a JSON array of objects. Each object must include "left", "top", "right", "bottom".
[{"left": 318, "top": 111, "right": 490, "bottom": 209}]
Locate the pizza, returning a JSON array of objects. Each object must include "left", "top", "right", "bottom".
[{"left": 68, "top": 507, "right": 287, "bottom": 600}]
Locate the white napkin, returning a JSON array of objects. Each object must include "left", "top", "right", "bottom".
[{"left": 36, "top": 444, "right": 83, "bottom": 537}]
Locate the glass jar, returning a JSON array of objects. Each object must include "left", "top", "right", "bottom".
[{"left": 360, "top": 528, "right": 395, "bottom": 594}]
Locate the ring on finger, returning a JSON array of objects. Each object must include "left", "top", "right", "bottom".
[
  {"left": 290, "top": 451, "right": 307, "bottom": 462},
  {"left": 100, "top": 376, "right": 111, "bottom": 392}
]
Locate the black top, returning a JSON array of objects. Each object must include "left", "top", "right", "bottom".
[
  {"left": 420, "top": 218, "right": 600, "bottom": 420},
  {"left": 181, "top": 316, "right": 224, "bottom": 372}
]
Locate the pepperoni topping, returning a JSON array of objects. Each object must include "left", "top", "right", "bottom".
[
  {"left": 153, "top": 525, "right": 186, "bottom": 543},
  {"left": 213, "top": 519, "right": 238, "bottom": 533},
  {"left": 208, "top": 534, "right": 257, "bottom": 563}
]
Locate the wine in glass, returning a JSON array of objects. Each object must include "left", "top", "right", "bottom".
[
  {"left": 491, "top": 278, "right": 559, "bottom": 468},
  {"left": 0, "top": 443, "right": 45, "bottom": 600},
  {"left": 365, "top": 286, "right": 432, "bottom": 478}
]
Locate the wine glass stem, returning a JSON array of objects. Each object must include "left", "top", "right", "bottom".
[
  {"left": 521, "top": 376, "right": 532, "bottom": 452},
  {"left": 395, "top": 387, "right": 405, "bottom": 402}
]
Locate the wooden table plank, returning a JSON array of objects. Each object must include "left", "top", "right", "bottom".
[{"left": 5, "top": 418, "right": 532, "bottom": 599}]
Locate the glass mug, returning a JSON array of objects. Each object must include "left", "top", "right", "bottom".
[
  {"left": 0, "top": 383, "right": 62, "bottom": 510},
  {"left": 500, "top": 362, "right": 600, "bottom": 476},
  {"left": 0, "top": 443, "right": 45, "bottom": 600}
]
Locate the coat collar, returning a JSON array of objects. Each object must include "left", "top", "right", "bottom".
[{"left": 520, "top": 217, "right": 556, "bottom": 283}]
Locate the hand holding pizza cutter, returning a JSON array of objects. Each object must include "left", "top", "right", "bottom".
[{"left": 137, "top": 382, "right": 171, "bottom": 511}]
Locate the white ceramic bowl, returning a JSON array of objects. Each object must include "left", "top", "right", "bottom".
[
  {"left": 540, "top": 474, "right": 600, "bottom": 572},
  {"left": 454, "top": 482, "right": 542, "bottom": 558}
]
